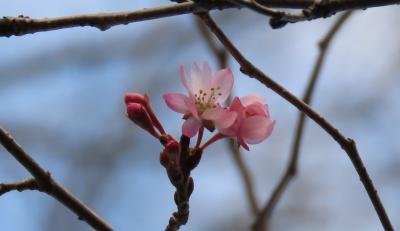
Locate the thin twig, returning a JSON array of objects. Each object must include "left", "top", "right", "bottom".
[
  {"left": 197, "top": 13, "right": 394, "bottom": 231},
  {"left": 0, "top": 127, "right": 113, "bottom": 231},
  {"left": 253, "top": 11, "right": 353, "bottom": 230},
  {"left": 196, "top": 19, "right": 260, "bottom": 216},
  {"left": 0, "top": 178, "right": 40, "bottom": 196},
  {"left": 228, "top": 139, "right": 260, "bottom": 215},
  {"left": 1, "top": 0, "right": 399, "bottom": 37}
]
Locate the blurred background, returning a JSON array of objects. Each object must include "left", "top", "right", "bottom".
[{"left": 0, "top": 1, "right": 399, "bottom": 230}]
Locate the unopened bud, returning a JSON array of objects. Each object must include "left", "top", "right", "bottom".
[
  {"left": 124, "top": 93, "right": 147, "bottom": 105},
  {"left": 160, "top": 150, "right": 170, "bottom": 167},
  {"left": 126, "top": 103, "right": 160, "bottom": 139}
]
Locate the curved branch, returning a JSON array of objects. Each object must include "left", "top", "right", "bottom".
[
  {"left": 254, "top": 11, "right": 353, "bottom": 230},
  {"left": 1, "top": 0, "right": 399, "bottom": 37},
  {"left": 197, "top": 13, "right": 394, "bottom": 231},
  {"left": 0, "top": 127, "right": 113, "bottom": 231}
]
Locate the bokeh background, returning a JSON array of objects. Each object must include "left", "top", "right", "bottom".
[{"left": 0, "top": 1, "right": 399, "bottom": 230}]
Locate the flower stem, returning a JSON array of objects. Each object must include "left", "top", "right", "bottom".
[
  {"left": 195, "top": 126, "right": 204, "bottom": 149},
  {"left": 200, "top": 132, "right": 225, "bottom": 150}
]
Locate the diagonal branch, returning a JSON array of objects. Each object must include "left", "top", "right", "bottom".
[
  {"left": 197, "top": 12, "right": 394, "bottom": 231},
  {"left": 0, "top": 178, "right": 40, "bottom": 196},
  {"left": 1, "top": 0, "right": 399, "bottom": 37},
  {"left": 253, "top": 11, "right": 353, "bottom": 230},
  {"left": 0, "top": 127, "right": 114, "bottom": 231}
]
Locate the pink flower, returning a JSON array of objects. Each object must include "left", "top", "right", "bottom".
[
  {"left": 222, "top": 95, "right": 275, "bottom": 150},
  {"left": 163, "top": 62, "right": 236, "bottom": 137}
]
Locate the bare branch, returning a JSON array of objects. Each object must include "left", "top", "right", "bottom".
[
  {"left": 229, "top": 139, "right": 260, "bottom": 215},
  {"left": 0, "top": 127, "right": 113, "bottom": 231},
  {"left": 253, "top": 11, "right": 353, "bottom": 230},
  {"left": 0, "top": 178, "right": 40, "bottom": 196},
  {"left": 1, "top": 0, "right": 399, "bottom": 37},
  {"left": 197, "top": 12, "right": 394, "bottom": 231}
]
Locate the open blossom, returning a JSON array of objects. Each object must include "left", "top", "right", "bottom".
[
  {"left": 163, "top": 62, "right": 237, "bottom": 137},
  {"left": 222, "top": 95, "right": 275, "bottom": 150}
]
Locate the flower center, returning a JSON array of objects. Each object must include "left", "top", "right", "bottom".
[{"left": 194, "top": 86, "right": 222, "bottom": 114}]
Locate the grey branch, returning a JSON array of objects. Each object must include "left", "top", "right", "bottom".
[
  {"left": 0, "top": 127, "right": 114, "bottom": 231},
  {"left": 1, "top": 0, "right": 399, "bottom": 37}
]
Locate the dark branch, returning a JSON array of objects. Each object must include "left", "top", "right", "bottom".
[
  {"left": 197, "top": 12, "right": 394, "bottom": 231},
  {"left": 253, "top": 11, "right": 353, "bottom": 230},
  {"left": 0, "top": 127, "right": 113, "bottom": 231},
  {"left": 1, "top": 0, "right": 399, "bottom": 37},
  {"left": 0, "top": 178, "right": 40, "bottom": 196}
]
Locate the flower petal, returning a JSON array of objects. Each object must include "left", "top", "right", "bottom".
[
  {"left": 238, "top": 136, "right": 250, "bottom": 151},
  {"left": 240, "top": 95, "right": 266, "bottom": 107},
  {"left": 212, "top": 68, "right": 233, "bottom": 103},
  {"left": 191, "top": 62, "right": 212, "bottom": 94},
  {"left": 163, "top": 93, "right": 190, "bottom": 114},
  {"left": 179, "top": 65, "right": 193, "bottom": 95},
  {"left": 202, "top": 106, "right": 237, "bottom": 129},
  {"left": 182, "top": 117, "right": 202, "bottom": 137},
  {"left": 240, "top": 116, "right": 275, "bottom": 144}
]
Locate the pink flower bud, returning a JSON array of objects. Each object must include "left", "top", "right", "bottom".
[
  {"left": 125, "top": 93, "right": 166, "bottom": 135},
  {"left": 126, "top": 103, "right": 160, "bottom": 139},
  {"left": 124, "top": 93, "right": 147, "bottom": 105}
]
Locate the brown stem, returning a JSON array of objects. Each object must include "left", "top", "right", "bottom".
[
  {"left": 1, "top": 0, "right": 399, "bottom": 37},
  {"left": 0, "top": 127, "right": 113, "bottom": 231},
  {"left": 253, "top": 11, "right": 353, "bottom": 230},
  {"left": 0, "top": 178, "right": 40, "bottom": 196},
  {"left": 197, "top": 13, "right": 394, "bottom": 231}
]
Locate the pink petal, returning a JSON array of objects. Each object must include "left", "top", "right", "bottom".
[
  {"left": 238, "top": 136, "right": 250, "bottom": 151},
  {"left": 182, "top": 117, "right": 202, "bottom": 138},
  {"left": 212, "top": 68, "right": 233, "bottom": 103},
  {"left": 184, "top": 97, "right": 200, "bottom": 119},
  {"left": 244, "top": 103, "right": 269, "bottom": 117},
  {"left": 163, "top": 93, "right": 190, "bottom": 114},
  {"left": 229, "top": 97, "right": 244, "bottom": 113},
  {"left": 191, "top": 62, "right": 212, "bottom": 94},
  {"left": 179, "top": 65, "right": 193, "bottom": 95},
  {"left": 240, "top": 95, "right": 266, "bottom": 107},
  {"left": 202, "top": 106, "right": 237, "bottom": 129},
  {"left": 240, "top": 116, "right": 274, "bottom": 144}
]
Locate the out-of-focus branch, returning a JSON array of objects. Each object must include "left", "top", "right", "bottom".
[
  {"left": 0, "top": 178, "right": 39, "bottom": 196},
  {"left": 228, "top": 139, "right": 260, "bottom": 215},
  {"left": 196, "top": 18, "right": 260, "bottom": 216},
  {"left": 253, "top": 11, "right": 353, "bottom": 230},
  {"left": 0, "top": 127, "right": 113, "bottom": 231},
  {"left": 1, "top": 0, "right": 399, "bottom": 37},
  {"left": 197, "top": 13, "right": 394, "bottom": 231}
]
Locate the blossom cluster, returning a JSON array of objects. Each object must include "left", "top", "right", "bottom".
[{"left": 125, "top": 62, "right": 275, "bottom": 151}]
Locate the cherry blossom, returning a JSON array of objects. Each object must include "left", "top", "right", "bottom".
[
  {"left": 163, "top": 62, "right": 236, "bottom": 137},
  {"left": 221, "top": 95, "right": 275, "bottom": 150}
]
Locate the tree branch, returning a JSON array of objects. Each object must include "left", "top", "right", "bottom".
[
  {"left": 197, "top": 12, "right": 394, "bottom": 231},
  {"left": 253, "top": 11, "right": 353, "bottom": 230},
  {"left": 0, "top": 178, "right": 40, "bottom": 196},
  {"left": 1, "top": 0, "right": 399, "bottom": 37},
  {"left": 0, "top": 127, "right": 113, "bottom": 231}
]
